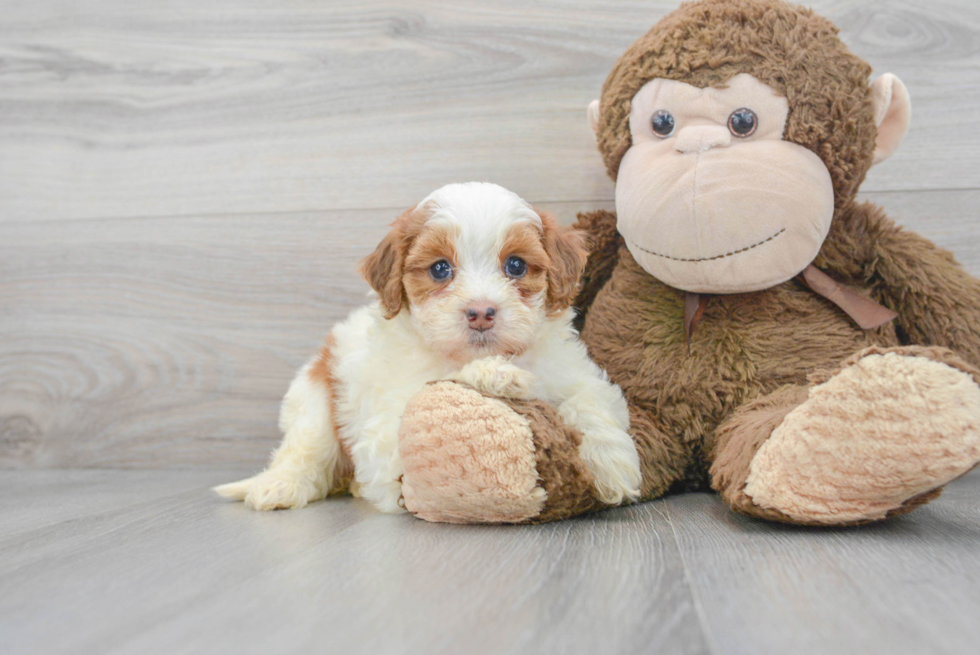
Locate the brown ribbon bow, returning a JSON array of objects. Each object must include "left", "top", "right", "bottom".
[{"left": 683, "top": 265, "right": 898, "bottom": 349}]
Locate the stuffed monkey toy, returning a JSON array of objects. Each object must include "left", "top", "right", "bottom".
[{"left": 395, "top": 0, "right": 980, "bottom": 525}]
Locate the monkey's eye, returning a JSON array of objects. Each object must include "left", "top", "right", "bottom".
[
  {"left": 504, "top": 256, "right": 527, "bottom": 278},
  {"left": 728, "top": 108, "right": 758, "bottom": 137},
  {"left": 429, "top": 260, "right": 453, "bottom": 281},
  {"left": 650, "top": 110, "right": 675, "bottom": 138}
]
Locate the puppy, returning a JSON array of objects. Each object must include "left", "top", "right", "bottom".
[{"left": 215, "top": 182, "right": 641, "bottom": 513}]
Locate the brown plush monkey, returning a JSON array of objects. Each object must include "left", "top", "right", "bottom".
[{"left": 397, "top": 0, "right": 980, "bottom": 525}]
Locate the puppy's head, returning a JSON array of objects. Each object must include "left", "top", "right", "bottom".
[{"left": 358, "top": 182, "right": 588, "bottom": 362}]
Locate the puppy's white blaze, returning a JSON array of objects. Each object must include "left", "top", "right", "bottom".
[
  {"left": 215, "top": 182, "right": 642, "bottom": 514},
  {"left": 421, "top": 182, "right": 542, "bottom": 258}
]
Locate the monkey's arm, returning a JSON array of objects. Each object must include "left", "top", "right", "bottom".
[
  {"left": 572, "top": 210, "right": 623, "bottom": 326},
  {"left": 833, "top": 202, "right": 980, "bottom": 367}
]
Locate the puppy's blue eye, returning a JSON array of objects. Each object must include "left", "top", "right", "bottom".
[
  {"left": 504, "top": 256, "right": 527, "bottom": 278},
  {"left": 429, "top": 260, "right": 453, "bottom": 281}
]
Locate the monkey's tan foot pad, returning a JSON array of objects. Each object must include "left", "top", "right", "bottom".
[
  {"left": 399, "top": 381, "right": 601, "bottom": 524},
  {"left": 744, "top": 350, "right": 980, "bottom": 525}
]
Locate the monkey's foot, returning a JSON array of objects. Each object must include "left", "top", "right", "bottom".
[
  {"left": 744, "top": 348, "right": 980, "bottom": 524},
  {"left": 398, "top": 381, "right": 602, "bottom": 524}
]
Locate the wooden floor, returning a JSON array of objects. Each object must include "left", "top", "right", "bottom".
[
  {"left": 2, "top": 469, "right": 980, "bottom": 655},
  {"left": 3, "top": 1, "right": 980, "bottom": 654}
]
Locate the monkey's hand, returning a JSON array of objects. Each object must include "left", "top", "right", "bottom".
[{"left": 848, "top": 202, "right": 980, "bottom": 369}]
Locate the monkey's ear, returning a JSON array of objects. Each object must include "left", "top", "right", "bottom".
[
  {"left": 587, "top": 99, "right": 601, "bottom": 138},
  {"left": 871, "top": 73, "right": 911, "bottom": 165},
  {"left": 358, "top": 211, "right": 417, "bottom": 319},
  {"left": 538, "top": 211, "right": 589, "bottom": 314}
]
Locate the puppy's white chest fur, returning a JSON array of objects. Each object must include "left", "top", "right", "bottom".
[
  {"left": 329, "top": 306, "right": 460, "bottom": 510},
  {"left": 332, "top": 306, "right": 460, "bottom": 434}
]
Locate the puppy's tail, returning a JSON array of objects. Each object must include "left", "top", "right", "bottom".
[{"left": 213, "top": 475, "right": 258, "bottom": 501}]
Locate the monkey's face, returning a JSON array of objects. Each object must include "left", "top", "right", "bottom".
[{"left": 612, "top": 74, "right": 835, "bottom": 294}]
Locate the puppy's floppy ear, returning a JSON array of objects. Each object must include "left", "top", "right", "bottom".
[
  {"left": 538, "top": 210, "right": 589, "bottom": 314},
  {"left": 358, "top": 208, "right": 418, "bottom": 319}
]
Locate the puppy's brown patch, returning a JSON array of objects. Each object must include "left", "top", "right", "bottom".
[
  {"left": 357, "top": 205, "right": 431, "bottom": 319},
  {"left": 403, "top": 223, "right": 458, "bottom": 307},
  {"left": 538, "top": 211, "right": 589, "bottom": 314},
  {"left": 307, "top": 334, "right": 355, "bottom": 495},
  {"left": 500, "top": 223, "right": 549, "bottom": 304}
]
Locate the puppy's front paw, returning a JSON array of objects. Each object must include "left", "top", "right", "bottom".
[
  {"left": 450, "top": 355, "right": 535, "bottom": 399},
  {"left": 214, "top": 469, "right": 320, "bottom": 511},
  {"left": 579, "top": 429, "right": 642, "bottom": 505}
]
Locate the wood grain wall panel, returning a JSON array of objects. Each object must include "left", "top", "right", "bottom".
[
  {"left": 0, "top": 201, "right": 611, "bottom": 467},
  {"left": 1, "top": 193, "right": 977, "bottom": 468},
  {"left": 0, "top": 1, "right": 977, "bottom": 222},
  {"left": 1, "top": 0, "right": 978, "bottom": 468}
]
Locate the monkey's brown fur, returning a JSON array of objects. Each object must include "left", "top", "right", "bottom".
[
  {"left": 398, "top": 0, "right": 980, "bottom": 525},
  {"left": 574, "top": 0, "right": 980, "bottom": 523}
]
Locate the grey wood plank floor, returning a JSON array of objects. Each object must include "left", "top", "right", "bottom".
[
  {"left": 0, "top": 470, "right": 708, "bottom": 655},
  {"left": 1, "top": 469, "right": 978, "bottom": 655},
  {"left": 667, "top": 477, "right": 980, "bottom": 655},
  {"left": 3, "top": 1, "right": 980, "bottom": 654}
]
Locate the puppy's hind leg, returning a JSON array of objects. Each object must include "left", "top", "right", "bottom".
[{"left": 214, "top": 349, "right": 341, "bottom": 510}]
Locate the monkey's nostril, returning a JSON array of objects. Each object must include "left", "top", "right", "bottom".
[
  {"left": 485, "top": 307, "right": 496, "bottom": 319},
  {"left": 466, "top": 309, "right": 478, "bottom": 321}
]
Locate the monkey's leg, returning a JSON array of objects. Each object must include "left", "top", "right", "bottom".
[
  {"left": 397, "top": 382, "right": 687, "bottom": 524},
  {"left": 711, "top": 346, "right": 980, "bottom": 525}
]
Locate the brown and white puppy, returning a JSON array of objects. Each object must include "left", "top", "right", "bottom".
[{"left": 215, "top": 182, "right": 641, "bottom": 512}]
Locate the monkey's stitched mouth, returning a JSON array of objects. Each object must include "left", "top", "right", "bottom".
[{"left": 631, "top": 228, "right": 786, "bottom": 263}]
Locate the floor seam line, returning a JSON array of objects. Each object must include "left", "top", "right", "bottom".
[{"left": 664, "top": 501, "right": 719, "bottom": 655}]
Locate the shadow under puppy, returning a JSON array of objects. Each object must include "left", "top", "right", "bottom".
[{"left": 215, "top": 182, "right": 641, "bottom": 514}]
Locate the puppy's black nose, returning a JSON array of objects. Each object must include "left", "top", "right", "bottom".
[{"left": 466, "top": 306, "right": 496, "bottom": 331}]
